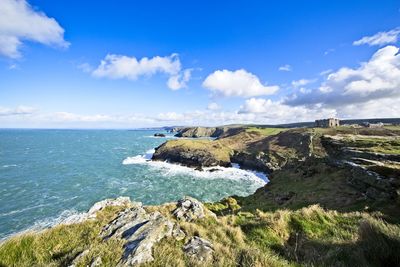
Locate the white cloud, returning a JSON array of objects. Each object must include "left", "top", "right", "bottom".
[
  {"left": 92, "top": 53, "right": 191, "bottom": 90},
  {"left": 0, "top": 105, "right": 36, "bottom": 116},
  {"left": 281, "top": 45, "right": 400, "bottom": 120},
  {"left": 0, "top": 0, "right": 68, "bottom": 58},
  {"left": 278, "top": 64, "right": 292, "bottom": 71},
  {"left": 238, "top": 98, "right": 336, "bottom": 122},
  {"left": 353, "top": 27, "right": 400, "bottom": 46},
  {"left": 287, "top": 45, "right": 400, "bottom": 107},
  {"left": 207, "top": 102, "right": 221, "bottom": 111},
  {"left": 291, "top": 79, "right": 315, "bottom": 88},
  {"left": 167, "top": 69, "right": 192, "bottom": 90},
  {"left": 202, "top": 69, "right": 279, "bottom": 97},
  {"left": 319, "top": 69, "right": 333, "bottom": 76}
]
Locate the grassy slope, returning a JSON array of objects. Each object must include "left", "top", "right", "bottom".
[
  {"left": 245, "top": 127, "right": 288, "bottom": 136},
  {"left": 0, "top": 206, "right": 126, "bottom": 267},
  {"left": 1, "top": 200, "right": 400, "bottom": 267}
]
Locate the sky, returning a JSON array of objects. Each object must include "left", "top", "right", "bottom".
[{"left": 0, "top": 0, "right": 400, "bottom": 128}]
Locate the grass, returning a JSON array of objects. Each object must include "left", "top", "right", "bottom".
[
  {"left": 160, "top": 139, "right": 233, "bottom": 163},
  {"left": 245, "top": 127, "right": 288, "bottom": 137},
  {"left": 144, "top": 204, "right": 400, "bottom": 267},
  {"left": 342, "top": 136, "right": 400, "bottom": 155},
  {"left": 0, "top": 205, "right": 126, "bottom": 267},
  {"left": 1, "top": 201, "right": 399, "bottom": 267},
  {"left": 236, "top": 205, "right": 400, "bottom": 266}
]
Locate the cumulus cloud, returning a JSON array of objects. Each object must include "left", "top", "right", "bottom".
[
  {"left": 280, "top": 45, "right": 400, "bottom": 119},
  {"left": 207, "top": 102, "right": 221, "bottom": 111},
  {"left": 353, "top": 27, "right": 400, "bottom": 46},
  {"left": 202, "top": 69, "right": 279, "bottom": 97},
  {"left": 0, "top": 0, "right": 68, "bottom": 58},
  {"left": 286, "top": 45, "right": 400, "bottom": 107},
  {"left": 238, "top": 98, "right": 336, "bottom": 122},
  {"left": 0, "top": 105, "right": 36, "bottom": 116},
  {"left": 92, "top": 53, "right": 190, "bottom": 90},
  {"left": 278, "top": 64, "right": 292, "bottom": 71}
]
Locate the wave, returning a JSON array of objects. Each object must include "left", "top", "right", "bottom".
[
  {"left": 144, "top": 135, "right": 176, "bottom": 139},
  {"left": 2, "top": 164, "right": 17, "bottom": 168},
  {"left": 0, "top": 203, "right": 52, "bottom": 218},
  {"left": 122, "top": 149, "right": 155, "bottom": 165},
  {"left": 122, "top": 151, "right": 268, "bottom": 185}
]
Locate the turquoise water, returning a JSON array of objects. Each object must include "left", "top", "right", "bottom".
[{"left": 0, "top": 129, "right": 265, "bottom": 239}]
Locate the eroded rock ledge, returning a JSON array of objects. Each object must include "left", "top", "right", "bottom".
[{"left": 67, "top": 196, "right": 215, "bottom": 266}]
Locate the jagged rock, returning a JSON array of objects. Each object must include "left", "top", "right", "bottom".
[
  {"left": 100, "top": 205, "right": 175, "bottom": 266},
  {"left": 183, "top": 236, "right": 214, "bottom": 261},
  {"left": 173, "top": 197, "right": 206, "bottom": 222},
  {"left": 62, "top": 197, "right": 134, "bottom": 225},
  {"left": 154, "top": 133, "right": 166, "bottom": 137},
  {"left": 88, "top": 197, "right": 135, "bottom": 215},
  {"left": 172, "top": 224, "right": 186, "bottom": 241},
  {"left": 152, "top": 142, "right": 231, "bottom": 168}
]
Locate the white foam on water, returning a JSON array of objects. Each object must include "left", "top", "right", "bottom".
[
  {"left": 2, "top": 164, "right": 17, "bottom": 168},
  {"left": 144, "top": 135, "right": 176, "bottom": 139},
  {"left": 0, "top": 203, "right": 52, "bottom": 218},
  {"left": 122, "top": 150, "right": 268, "bottom": 186},
  {"left": 122, "top": 149, "right": 155, "bottom": 165}
]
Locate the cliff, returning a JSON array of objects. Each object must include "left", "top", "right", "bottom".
[
  {"left": 173, "top": 126, "right": 245, "bottom": 138},
  {"left": 153, "top": 126, "right": 400, "bottom": 215}
]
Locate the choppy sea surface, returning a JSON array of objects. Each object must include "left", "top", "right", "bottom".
[{"left": 0, "top": 129, "right": 267, "bottom": 239}]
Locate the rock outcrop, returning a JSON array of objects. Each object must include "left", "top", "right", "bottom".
[
  {"left": 101, "top": 206, "right": 175, "bottom": 266},
  {"left": 152, "top": 141, "right": 232, "bottom": 168},
  {"left": 183, "top": 237, "right": 214, "bottom": 261},
  {"left": 62, "top": 197, "right": 134, "bottom": 225},
  {"left": 66, "top": 196, "right": 219, "bottom": 266},
  {"left": 174, "top": 126, "right": 244, "bottom": 138},
  {"left": 173, "top": 196, "right": 206, "bottom": 222}
]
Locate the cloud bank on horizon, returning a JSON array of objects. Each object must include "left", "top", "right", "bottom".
[{"left": 0, "top": 0, "right": 399, "bottom": 128}]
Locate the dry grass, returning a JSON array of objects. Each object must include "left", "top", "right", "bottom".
[{"left": 1, "top": 203, "right": 399, "bottom": 267}]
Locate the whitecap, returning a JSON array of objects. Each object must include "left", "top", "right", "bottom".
[
  {"left": 0, "top": 203, "right": 51, "bottom": 218},
  {"left": 2, "top": 164, "right": 17, "bottom": 168},
  {"left": 144, "top": 135, "right": 176, "bottom": 139}
]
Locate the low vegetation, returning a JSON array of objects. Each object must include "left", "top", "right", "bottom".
[
  {"left": 0, "top": 206, "right": 126, "bottom": 267},
  {"left": 2, "top": 202, "right": 399, "bottom": 267},
  {"left": 245, "top": 127, "right": 288, "bottom": 137}
]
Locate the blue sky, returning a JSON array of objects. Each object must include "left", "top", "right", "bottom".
[{"left": 1, "top": 0, "right": 400, "bottom": 128}]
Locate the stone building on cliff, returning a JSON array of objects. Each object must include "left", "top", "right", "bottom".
[{"left": 315, "top": 118, "right": 340, "bottom": 128}]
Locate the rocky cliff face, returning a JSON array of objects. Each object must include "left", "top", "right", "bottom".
[
  {"left": 153, "top": 126, "right": 400, "bottom": 210},
  {"left": 174, "top": 126, "right": 245, "bottom": 138}
]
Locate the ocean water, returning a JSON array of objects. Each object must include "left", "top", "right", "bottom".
[{"left": 0, "top": 129, "right": 266, "bottom": 239}]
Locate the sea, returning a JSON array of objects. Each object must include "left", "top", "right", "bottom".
[{"left": 0, "top": 129, "right": 267, "bottom": 239}]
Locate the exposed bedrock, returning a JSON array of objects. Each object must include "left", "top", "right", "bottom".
[{"left": 67, "top": 196, "right": 215, "bottom": 266}]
